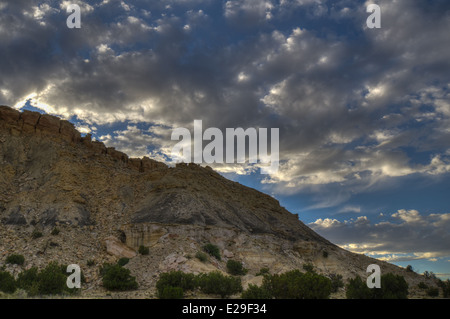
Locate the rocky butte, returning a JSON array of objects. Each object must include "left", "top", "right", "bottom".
[{"left": 0, "top": 105, "right": 436, "bottom": 298}]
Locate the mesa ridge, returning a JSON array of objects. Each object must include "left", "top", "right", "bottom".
[{"left": 0, "top": 105, "right": 437, "bottom": 298}]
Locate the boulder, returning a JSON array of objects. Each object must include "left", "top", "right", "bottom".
[
  {"left": 0, "top": 106, "right": 20, "bottom": 125},
  {"left": 105, "top": 236, "right": 136, "bottom": 258},
  {"left": 91, "top": 140, "right": 107, "bottom": 154},
  {"left": 128, "top": 158, "right": 142, "bottom": 171},
  {"left": 82, "top": 133, "right": 92, "bottom": 146},
  {"left": 60, "top": 120, "right": 81, "bottom": 143},
  {"left": 223, "top": 249, "right": 234, "bottom": 258},
  {"left": 142, "top": 156, "right": 167, "bottom": 171},
  {"left": 36, "top": 114, "right": 61, "bottom": 136},
  {"left": 20, "top": 110, "right": 41, "bottom": 134},
  {"left": 107, "top": 147, "right": 128, "bottom": 163}
]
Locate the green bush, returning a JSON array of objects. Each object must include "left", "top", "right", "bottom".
[
  {"left": 31, "top": 229, "right": 43, "bottom": 239},
  {"left": 346, "top": 273, "right": 408, "bottom": 299},
  {"left": 345, "top": 276, "right": 373, "bottom": 299},
  {"left": 426, "top": 287, "right": 439, "bottom": 297},
  {"left": 241, "top": 284, "right": 272, "bottom": 299},
  {"left": 155, "top": 271, "right": 242, "bottom": 299},
  {"left": 329, "top": 274, "right": 344, "bottom": 293},
  {"left": 100, "top": 263, "right": 113, "bottom": 276},
  {"left": 36, "top": 262, "right": 68, "bottom": 295},
  {"left": 302, "top": 263, "right": 315, "bottom": 273},
  {"left": 202, "top": 243, "right": 221, "bottom": 261},
  {"left": 6, "top": 254, "right": 25, "bottom": 266},
  {"left": 197, "top": 271, "right": 242, "bottom": 298},
  {"left": 16, "top": 267, "right": 39, "bottom": 291},
  {"left": 195, "top": 251, "right": 208, "bottom": 262},
  {"left": 256, "top": 268, "right": 270, "bottom": 276},
  {"left": 423, "top": 271, "right": 437, "bottom": 280},
  {"left": 117, "top": 257, "right": 130, "bottom": 267},
  {"left": 87, "top": 260, "right": 95, "bottom": 267},
  {"left": 101, "top": 264, "right": 138, "bottom": 291},
  {"left": 14, "top": 262, "right": 82, "bottom": 296},
  {"left": 138, "top": 245, "right": 149, "bottom": 255},
  {"left": 263, "top": 269, "right": 332, "bottom": 299},
  {"left": 156, "top": 271, "right": 196, "bottom": 298},
  {"left": 418, "top": 282, "right": 428, "bottom": 290},
  {"left": 159, "top": 286, "right": 184, "bottom": 299},
  {"left": 378, "top": 273, "right": 408, "bottom": 299},
  {"left": 439, "top": 279, "right": 450, "bottom": 298},
  {"left": 0, "top": 271, "right": 16, "bottom": 294},
  {"left": 226, "top": 260, "right": 247, "bottom": 276}
]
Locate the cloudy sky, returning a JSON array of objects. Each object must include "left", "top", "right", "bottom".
[{"left": 1, "top": 0, "right": 449, "bottom": 279}]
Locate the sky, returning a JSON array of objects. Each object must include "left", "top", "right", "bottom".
[{"left": 0, "top": 0, "right": 449, "bottom": 279}]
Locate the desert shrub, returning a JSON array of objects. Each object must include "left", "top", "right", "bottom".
[
  {"left": 405, "top": 265, "right": 414, "bottom": 272},
  {"left": 423, "top": 271, "right": 437, "bottom": 280},
  {"left": 100, "top": 263, "right": 113, "bottom": 276},
  {"left": 117, "top": 257, "right": 130, "bottom": 267},
  {"left": 256, "top": 268, "right": 270, "bottom": 276},
  {"left": 87, "top": 260, "right": 95, "bottom": 267},
  {"left": 322, "top": 251, "right": 329, "bottom": 258},
  {"left": 197, "top": 271, "right": 242, "bottom": 298},
  {"left": 31, "top": 229, "right": 43, "bottom": 239},
  {"left": 377, "top": 273, "right": 408, "bottom": 299},
  {"left": 159, "top": 286, "right": 184, "bottom": 299},
  {"left": 51, "top": 227, "right": 60, "bottom": 236},
  {"left": 156, "top": 271, "right": 196, "bottom": 298},
  {"left": 35, "top": 262, "right": 68, "bottom": 295},
  {"left": 418, "top": 282, "right": 428, "bottom": 290},
  {"left": 302, "top": 263, "right": 315, "bottom": 273},
  {"left": 0, "top": 270, "right": 16, "bottom": 294},
  {"left": 16, "top": 263, "right": 82, "bottom": 296},
  {"left": 195, "top": 251, "right": 208, "bottom": 262},
  {"left": 294, "top": 271, "right": 331, "bottom": 299},
  {"left": 263, "top": 269, "right": 331, "bottom": 299},
  {"left": 439, "top": 279, "right": 450, "bottom": 298},
  {"left": 443, "top": 281, "right": 450, "bottom": 298},
  {"left": 426, "top": 287, "right": 439, "bottom": 297},
  {"left": 241, "top": 284, "right": 272, "bottom": 299},
  {"left": 138, "top": 245, "right": 149, "bottom": 255},
  {"left": 226, "top": 260, "right": 247, "bottom": 276},
  {"left": 329, "top": 274, "right": 344, "bottom": 293},
  {"left": 16, "top": 267, "right": 39, "bottom": 290},
  {"left": 346, "top": 273, "right": 408, "bottom": 299},
  {"left": 345, "top": 276, "right": 372, "bottom": 299},
  {"left": 101, "top": 264, "right": 138, "bottom": 291},
  {"left": 6, "top": 254, "right": 25, "bottom": 266},
  {"left": 202, "top": 243, "right": 221, "bottom": 261}
]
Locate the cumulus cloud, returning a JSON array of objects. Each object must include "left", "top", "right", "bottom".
[
  {"left": 310, "top": 209, "right": 450, "bottom": 262},
  {"left": 0, "top": 0, "right": 449, "bottom": 201}
]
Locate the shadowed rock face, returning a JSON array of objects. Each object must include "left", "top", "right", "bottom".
[
  {"left": 130, "top": 167, "right": 328, "bottom": 243},
  {"left": 2, "top": 207, "right": 27, "bottom": 225}
]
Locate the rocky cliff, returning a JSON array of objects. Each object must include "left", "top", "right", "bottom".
[{"left": 0, "top": 105, "right": 435, "bottom": 298}]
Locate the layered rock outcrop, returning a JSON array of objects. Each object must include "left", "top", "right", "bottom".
[{"left": 0, "top": 105, "right": 166, "bottom": 172}]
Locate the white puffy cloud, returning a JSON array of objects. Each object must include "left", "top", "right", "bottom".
[
  {"left": 0, "top": 0, "right": 449, "bottom": 191},
  {"left": 310, "top": 209, "right": 450, "bottom": 262}
]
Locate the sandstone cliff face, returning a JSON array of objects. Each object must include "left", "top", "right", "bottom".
[
  {"left": 0, "top": 105, "right": 321, "bottom": 242},
  {"left": 0, "top": 105, "right": 434, "bottom": 298},
  {"left": 0, "top": 105, "right": 166, "bottom": 172}
]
